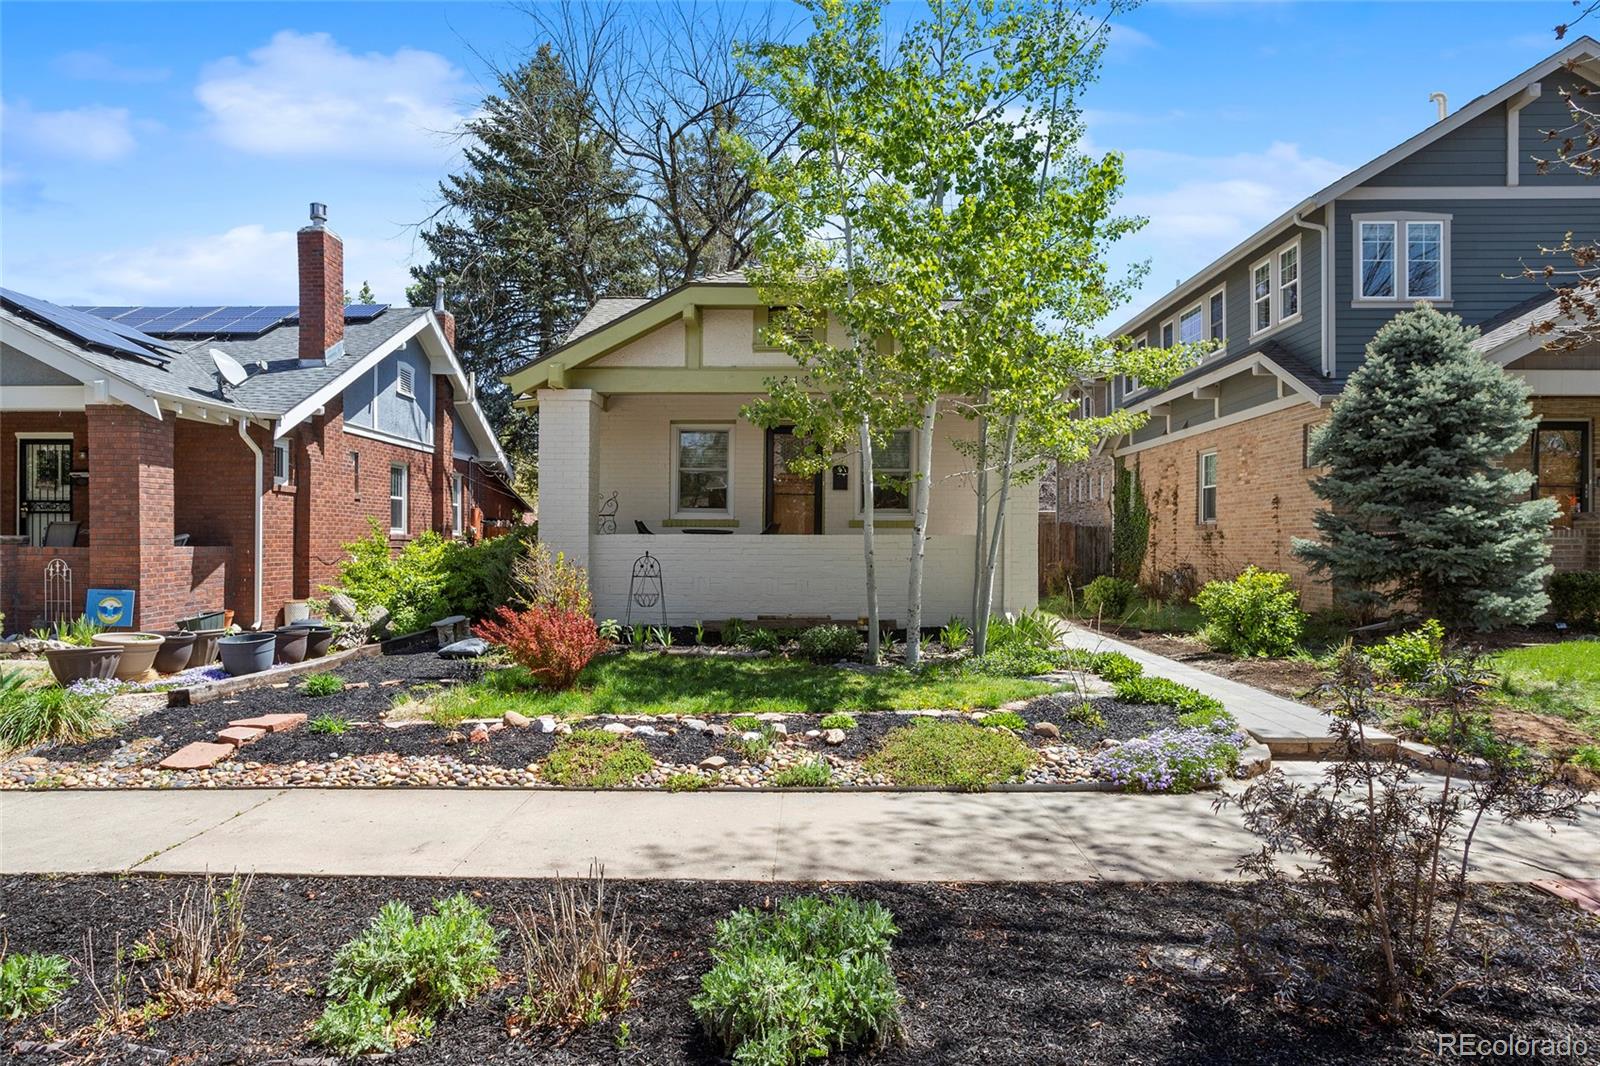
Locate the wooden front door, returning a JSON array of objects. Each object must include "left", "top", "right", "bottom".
[{"left": 765, "top": 428, "right": 821, "bottom": 535}]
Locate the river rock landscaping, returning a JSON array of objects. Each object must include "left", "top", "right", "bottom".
[
  {"left": 0, "top": 644, "right": 1253, "bottom": 793},
  {"left": 2, "top": 874, "right": 1594, "bottom": 1065}
]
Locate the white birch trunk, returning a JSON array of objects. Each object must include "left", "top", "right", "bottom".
[
  {"left": 974, "top": 412, "right": 1020, "bottom": 655},
  {"left": 903, "top": 397, "right": 939, "bottom": 666}
]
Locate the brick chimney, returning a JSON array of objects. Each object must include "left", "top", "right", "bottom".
[
  {"left": 432, "top": 279, "right": 456, "bottom": 350},
  {"left": 297, "top": 202, "right": 344, "bottom": 363}
]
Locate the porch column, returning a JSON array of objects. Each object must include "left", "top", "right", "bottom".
[
  {"left": 86, "top": 403, "right": 176, "bottom": 627},
  {"left": 537, "top": 388, "right": 600, "bottom": 571}
]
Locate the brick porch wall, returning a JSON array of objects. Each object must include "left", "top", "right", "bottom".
[{"left": 0, "top": 544, "right": 90, "bottom": 631}]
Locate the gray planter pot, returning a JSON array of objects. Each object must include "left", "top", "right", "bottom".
[
  {"left": 219, "top": 632, "right": 276, "bottom": 676},
  {"left": 43, "top": 645, "right": 123, "bottom": 686},
  {"left": 188, "top": 628, "right": 225, "bottom": 667},
  {"left": 290, "top": 624, "right": 335, "bottom": 658},
  {"left": 153, "top": 631, "right": 198, "bottom": 674},
  {"left": 273, "top": 627, "right": 310, "bottom": 664}
]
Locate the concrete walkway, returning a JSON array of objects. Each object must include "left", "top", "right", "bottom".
[
  {"left": 1058, "top": 622, "right": 1394, "bottom": 754},
  {"left": 3, "top": 765, "right": 1593, "bottom": 882}
]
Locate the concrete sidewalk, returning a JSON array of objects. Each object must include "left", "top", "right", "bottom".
[
  {"left": 3, "top": 765, "right": 1593, "bottom": 882},
  {"left": 1058, "top": 622, "right": 1394, "bottom": 754}
]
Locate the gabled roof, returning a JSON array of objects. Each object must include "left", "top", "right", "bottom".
[{"left": 1108, "top": 36, "right": 1600, "bottom": 341}]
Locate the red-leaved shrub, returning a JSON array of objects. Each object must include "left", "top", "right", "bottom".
[{"left": 473, "top": 605, "right": 608, "bottom": 690}]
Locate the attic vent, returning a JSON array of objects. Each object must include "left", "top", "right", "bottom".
[{"left": 397, "top": 364, "right": 415, "bottom": 398}]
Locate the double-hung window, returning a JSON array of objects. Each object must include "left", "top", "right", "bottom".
[
  {"left": 1278, "top": 245, "right": 1299, "bottom": 319},
  {"left": 1207, "top": 286, "right": 1226, "bottom": 345},
  {"left": 1161, "top": 320, "right": 1175, "bottom": 348},
  {"left": 1356, "top": 214, "right": 1450, "bottom": 302},
  {"left": 1251, "top": 237, "right": 1302, "bottom": 336},
  {"left": 1198, "top": 451, "right": 1218, "bottom": 524},
  {"left": 673, "top": 426, "right": 732, "bottom": 514},
  {"left": 451, "top": 473, "right": 464, "bottom": 536},
  {"left": 1252, "top": 260, "right": 1273, "bottom": 333},
  {"left": 1178, "top": 303, "right": 1205, "bottom": 345},
  {"left": 272, "top": 441, "right": 291, "bottom": 486},
  {"left": 389, "top": 463, "right": 408, "bottom": 534},
  {"left": 864, "top": 429, "right": 913, "bottom": 512}
]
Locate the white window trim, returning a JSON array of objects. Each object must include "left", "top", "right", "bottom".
[
  {"left": 1250, "top": 237, "right": 1304, "bottom": 338},
  {"left": 1351, "top": 211, "right": 1453, "bottom": 306},
  {"left": 396, "top": 363, "right": 415, "bottom": 399},
  {"left": 1176, "top": 301, "right": 1206, "bottom": 348},
  {"left": 451, "top": 472, "right": 464, "bottom": 536},
  {"left": 1198, "top": 450, "right": 1219, "bottom": 524},
  {"left": 1159, "top": 318, "right": 1176, "bottom": 349},
  {"left": 1205, "top": 283, "right": 1227, "bottom": 348},
  {"left": 856, "top": 427, "right": 918, "bottom": 518},
  {"left": 273, "top": 441, "right": 291, "bottom": 486},
  {"left": 671, "top": 423, "right": 734, "bottom": 518},
  {"left": 389, "top": 463, "right": 409, "bottom": 534}
]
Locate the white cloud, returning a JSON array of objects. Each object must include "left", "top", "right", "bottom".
[
  {"left": 6, "top": 222, "right": 415, "bottom": 306},
  {"left": 195, "top": 31, "right": 473, "bottom": 164},
  {"left": 1109, "top": 140, "right": 1348, "bottom": 317},
  {"left": 1106, "top": 22, "right": 1156, "bottom": 58},
  {"left": 0, "top": 98, "right": 137, "bottom": 162},
  {"left": 54, "top": 50, "right": 170, "bottom": 84}
]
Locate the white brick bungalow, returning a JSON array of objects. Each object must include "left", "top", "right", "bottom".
[{"left": 502, "top": 272, "right": 1038, "bottom": 627}]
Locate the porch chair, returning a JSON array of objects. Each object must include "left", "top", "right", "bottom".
[
  {"left": 634, "top": 520, "right": 655, "bottom": 535},
  {"left": 42, "top": 521, "right": 80, "bottom": 547}
]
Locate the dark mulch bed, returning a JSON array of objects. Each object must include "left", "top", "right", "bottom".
[{"left": 3, "top": 874, "right": 1595, "bottom": 1064}]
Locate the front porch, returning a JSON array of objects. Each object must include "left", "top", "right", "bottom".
[
  {"left": 0, "top": 405, "right": 242, "bottom": 631},
  {"left": 536, "top": 389, "right": 1037, "bottom": 626}
]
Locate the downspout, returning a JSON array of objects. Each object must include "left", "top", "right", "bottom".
[
  {"left": 1294, "top": 207, "right": 1333, "bottom": 377},
  {"left": 237, "top": 417, "right": 264, "bottom": 629}
]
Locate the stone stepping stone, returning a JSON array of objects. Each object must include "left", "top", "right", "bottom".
[
  {"left": 159, "top": 742, "right": 236, "bottom": 771},
  {"left": 227, "top": 713, "right": 307, "bottom": 733},
  {"left": 1532, "top": 878, "right": 1600, "bottom": 914},
  {"left": 215, "top": 726, "right": 268, "bottom": 748}
]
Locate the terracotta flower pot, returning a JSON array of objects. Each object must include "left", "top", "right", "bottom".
[
  {"left": 92, "top": 633, "right": 164, "bottom": 681},
  {"left": 188, "top": 628, "right": 225, "bottom": 667},
  {"left": 43, "top": 645, "right": 123, "bottom": 686},
  {"left": 153, "top": 631, "right": 198, "bottom": 674},
  {"left": 219, "top": 632, "right": 276, "bottom": 676}
]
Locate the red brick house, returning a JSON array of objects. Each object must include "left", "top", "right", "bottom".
[{"left": 0, "top": 203, "right": 527, "bottom": 632}]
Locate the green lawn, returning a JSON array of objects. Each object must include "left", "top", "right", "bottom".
[
  {"left": 429, "top": 653, "right": 1057, "bottom": 723},
  {"left": 1488, "top": 640, "right": 1600, "bottom": 741}
]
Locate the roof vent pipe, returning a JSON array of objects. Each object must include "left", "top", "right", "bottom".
[
  {"left": 1429, "top": 92, "right": 1448, "bottom": 121},
  {"left": 309, "top": 202, "right": 328, "bottom": 227}
]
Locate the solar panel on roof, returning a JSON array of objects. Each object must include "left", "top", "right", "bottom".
[
  {"left": 3, "top": 288, "right": 174, "bottom": 365},
  {"left": 343, "top": 303, "right": 389, "bottom": 321},
  {"left": 100, "top": 307, "right": 182, "bottom": 329}
]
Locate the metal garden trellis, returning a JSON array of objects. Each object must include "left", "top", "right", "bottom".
[
  {"left": 44, "top": 557, "right": 72, "bottom": 625},
  {"left": 624, "top": 550, "right": 666, "bottom": 628}
]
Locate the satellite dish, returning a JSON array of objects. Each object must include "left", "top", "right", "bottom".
[{"left": 210, "top": 348, "right": 249, "bottom": 392}]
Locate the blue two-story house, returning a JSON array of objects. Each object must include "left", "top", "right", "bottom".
[{"left": 1088, "top": 36, "right": 1600, "bottom": 606}]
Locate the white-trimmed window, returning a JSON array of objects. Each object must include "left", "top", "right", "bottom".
[
  {"left": 396, "top": 364, "right": 415, "bottom": 399},
  {"left": 1177, "top": 303, "right": 1205, "bottom": 345},
  {"left": 1160, "top": 320, "right": 1175, "bottom": 348},
  {"left": 451, "top": 473, "right": 464, "bottom": 536},
  {"left": 1207, "top": 285, "right": 1226, "bottom": 346},
  {"left": 1251, "top": 237, "right": 1303, "bottom": 336},
  {"left": 1356, "top": 214, "right": 1451, "bottom": 302},
  {"left": 1198, "top": 451, "right": 1218, "bottom": 524},
  {"left": 389, "top": 463, "right": 409, "bottom": 533},
  {"left": 273, "top": 441, "right": 291, "bottom": 486},
  {"left": 673, "top": 425, "right": 732, "bottom": 514},
  {"left": 863, "top": 429, "right": 914, "bottom": 513}
]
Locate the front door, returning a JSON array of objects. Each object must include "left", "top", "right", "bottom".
[
  {"left": 18, "top": 438, "right": 74, "bottom": 546},
  {"left": 1532, "top": 422, "right": 1589, "bottom": 526},
  {"left": 765, "top": 428, "right": 821, "bottom": 535}
]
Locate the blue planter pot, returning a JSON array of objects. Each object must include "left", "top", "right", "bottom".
[{"left": 218, "top": 632, "right": 276, "bottom": 676}]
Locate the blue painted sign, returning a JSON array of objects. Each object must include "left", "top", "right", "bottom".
[{"left": 85, "top": 588, "right": 135, "bottom": 627}]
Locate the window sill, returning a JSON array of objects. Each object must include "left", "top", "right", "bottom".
[
  {"left": 663, "top": 517, "right": 739, "bottom": 528},
  {"left": 1351, "top": 298, "right": 1451, "bottom": 309},
  {"left": 1249, "top": 312, "right": 1303, "bottom": 342}
]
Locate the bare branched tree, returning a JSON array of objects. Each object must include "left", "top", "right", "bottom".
[{"left": 517, "top": 1, "right": 801, "bottom": 289}]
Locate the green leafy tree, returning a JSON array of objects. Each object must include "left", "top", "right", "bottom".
[
  {"left": 408, "top": 45, "right": 650, "bottom": 469},
  {"left": 344, "top": 281, "right": 377, "bottom": 305},
  {"left": 1293, "top": 304, "right": 1556, "bottom": 629}
]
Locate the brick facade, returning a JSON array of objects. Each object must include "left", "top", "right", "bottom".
[{"left": 1051, "top": 452, "right": 1114, "bottom": 527}]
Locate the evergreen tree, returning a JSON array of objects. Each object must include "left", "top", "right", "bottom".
[
  {"left": 408, "top": 45, "right": 650, "bottom": 467},
  {"left": 1292, "top": 305, "right": 1556, "bottom": 629}
]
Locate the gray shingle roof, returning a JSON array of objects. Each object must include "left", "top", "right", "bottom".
[
  {"left": 1121, "top": 340, "right": 1341, "bottom": 408},
  {"left": 1472, "top": 292, "right": 1560, "bottom": 353}
]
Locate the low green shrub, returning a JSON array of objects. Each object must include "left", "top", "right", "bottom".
[
  {"left": 1194, "top": 566, "right": 1306, "bottom": 657},
  {"left": 1090, "top": 651, "right": 1143, "bottom": 683},
  {"left": 1570, "top": 744, "right": 1600, "bottom": 772},
  {"left": 1548, "top": 571, "right": 1600, "bottom": 627},
  {"left": 818, "top": 712, "right": 857, "bottom": 730},
  {"left": 0, "top": 684, "right": 113, "bottom": 753},
  {"left": 664, "top": 772, "right": 708, "bottom": 792},
  {"left": 1081, "top": 576, "right": 1138, "bottom": 618},
  {"left": 796, "top": 625, "right": 862, "bottom": 663},
  {"left": 743, "top": 628, "right": 782, "bottom": 654},
  {"left": 976, "top": 710, "right": 1027, "bottom": 731},
  {"left": 938, "top": 617, "right": 969, "bottom": 652},
  {"left": 730, "top": 724, "right": 779, "bottom": 761},
  {"left": 311, "top": 894, "right": 500, "bottom": 1057},
  {"left": 987, "top": 608, "right": 1058, "bottom": 654},
  {"left": 772, "top": 760, "right": 832, "bottom": 787},
  {"left": 1368, "top": 619, "right": 1445, "bottom": 684},
  {"left": 330, "top": 522, "right": 452, "bottom": 636},
  {"left": 444, "top": 526, "right": 533, "bottom": 618},
  {"left": 301, "top": 673, "right": 346, "bottom": 697},
  {"left": 0, "top": 951, "right": 75, "bottom": 1021},
  {"left": 310, "top": 714, "right": 350, "bottom": 736},
  {"left": 1066, "top": 702, "right": 1106, "bottom": 729},
  {"left": 863, "top": 719, "right": 1035, "bottom": 791},
  {"left": 730, "top": 714, "right": 763, "bottom": 732},
  {"left": 1113, "top": 676, "right": 1229, "bottom": 722},
  {"left": 963, "top": 645, "right": 1062, "bottom": 678},
  {"left": 31, "top": 615, "right": 106, "bottom": 646},
  {"left": 541, "top": 732, "right": 654, "bottom": 788},
  {"left": 691, "top": 895, "right": 904, "bottom": 1066}
]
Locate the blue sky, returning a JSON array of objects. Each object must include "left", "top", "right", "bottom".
[{"left": 0, "top": 1, "right": 1578, "bottom": 324}]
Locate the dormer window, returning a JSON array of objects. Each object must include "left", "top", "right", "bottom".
[{"left": 1355, "top": 213, "right": 1451, "bottom": 303}]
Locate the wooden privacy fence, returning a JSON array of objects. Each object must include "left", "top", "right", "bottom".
[{"left": 1038, "top": 516, "right": 1112, "bottom": 593}]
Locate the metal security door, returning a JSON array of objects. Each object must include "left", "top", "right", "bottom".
[{"left": 18, "top": 439, "right": 74, "bottom": 545}]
